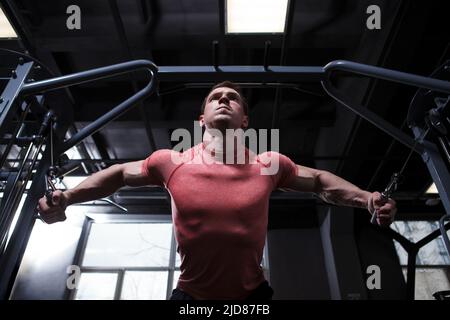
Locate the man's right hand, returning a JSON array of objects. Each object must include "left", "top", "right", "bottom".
[{"left": 37, "top": 190, "right": 68, "bottom": 224}]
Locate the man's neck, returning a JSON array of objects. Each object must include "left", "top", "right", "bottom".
[{"left": 202, "top": 127, "right": 249, "bottom": 164}]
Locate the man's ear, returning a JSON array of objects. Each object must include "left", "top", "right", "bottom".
[
  {"left": 241, "top": 115, "right": 249, "bottom": 129},
  {"left": 199, "top": 115, "right": 205, "bottom": 127}
]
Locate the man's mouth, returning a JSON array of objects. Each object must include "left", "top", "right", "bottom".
[{"left": 216, "top": 105, "right": 231, "bottom": 112}]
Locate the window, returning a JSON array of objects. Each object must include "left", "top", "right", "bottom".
[
  {"left": 71, "top": 216, "right": 269, "bottom": 300},
  {"left": 392, "top": 221, "right": 450, "bottom": 266},
  {"left": 391, "top": 221, "right": 450, "bottom": 300},
  {"left": 72, "top": 220, "right": 177, "bottom": 300}
]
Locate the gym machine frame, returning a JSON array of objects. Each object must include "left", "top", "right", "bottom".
[{"left": 0, "top": 57, "right": 449, "bottom": 300}]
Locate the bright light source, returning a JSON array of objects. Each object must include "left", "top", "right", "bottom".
[
  {"left": 64, "top": 149, "right": 82, "bottom": 159},
  {"left": 226, "top": 0, "right": 289, "bottom": 34},
  {"left": 426, "top": 183, "right": 438, "bottom": 194},
  {"left": 0, "top": 7, "right": 17, "bottom": 38}
]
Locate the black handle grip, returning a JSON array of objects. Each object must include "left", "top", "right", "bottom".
[
  {"left": 45, "top": 190, "right": 53, "bottom": 206},
  {"left": 370, "top": 192, "right": 390, "bottom": 225}
]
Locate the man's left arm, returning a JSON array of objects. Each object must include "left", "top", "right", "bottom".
[{"left": 284, "top": 164, "right": 397, "bottom": 226}]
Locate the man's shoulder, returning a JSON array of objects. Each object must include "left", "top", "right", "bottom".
[
  {"left": 146, "top": 148, "right": 173, "bottom": 162},
  {"left": 145, "top": 145, "right": 199, "bottom": 166},
  {"left": 258, "top": 150, "right": 283, "bottom": 157},
  {"left": 257, "top": 150, "right": 284, "bottom": 163},
  {"left": 257, "top": 151, "right": 296, "bottom": 170}
]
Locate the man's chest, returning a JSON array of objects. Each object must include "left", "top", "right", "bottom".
[{"left": 167, "top": 164, "right": 273, "bottom": 214}]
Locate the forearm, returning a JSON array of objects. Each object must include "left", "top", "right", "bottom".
[
  {"left": 316, "top": 171, "right": 371, "bottom": 209},
  {"left": 64, "top": 164, "right": 125, "bottom": 205}
]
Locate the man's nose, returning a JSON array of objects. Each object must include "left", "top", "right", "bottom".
[{"left": 218, "top": 94, "right": 229, "bottom": 104}]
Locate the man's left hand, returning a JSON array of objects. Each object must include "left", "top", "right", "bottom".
[{"left": 368, "top": 192, "right": 397, "bottom": 227}]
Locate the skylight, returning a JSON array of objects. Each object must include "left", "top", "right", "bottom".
[
  {"left": 426, "top": 183, "right": 438, "bottom": 194},
  {"left": 0, "top": 7, "right": 17, "bottom": 38},
  {"left": 226, "top": 0, "right": 289, "bottom": 34}
]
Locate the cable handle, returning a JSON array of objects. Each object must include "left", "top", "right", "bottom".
[
  {"left": 370, "top": 173, "right": 399, "bottom": 224},
  {"left": 43, "top": 109, "right": 58, "bottom": 207},
  {"left": 45, "top": 174, "right": 57, "bottom": 206},
  {"left": 37, "top": 110, "right": 56, "bottom": 138}
]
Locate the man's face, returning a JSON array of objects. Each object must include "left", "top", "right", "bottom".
[{"left": 199, "top": 87, "right": 248, "bottom": 130}]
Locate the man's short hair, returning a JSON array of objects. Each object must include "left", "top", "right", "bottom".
[{"left": 200, "top": 81, "right": 249, "bottom": 115}]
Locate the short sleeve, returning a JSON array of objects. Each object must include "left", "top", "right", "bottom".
[
  {"left": 141, "top": 149, "right": 174, "bottom": 186},
  {"left": 258, "top": 151, "right": 298, "bottom": 189}
]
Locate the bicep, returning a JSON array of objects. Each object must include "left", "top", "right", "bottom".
[
  {"left": 122, "top": 160, "right": 149, "bottom": 187},
  {"left": 283, "top": 165, "right": 321, "bottom": 193}
]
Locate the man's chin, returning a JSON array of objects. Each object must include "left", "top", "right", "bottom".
[
  {"left": 213, "top": 115, "right": 232, "bottom": 123},
  {"left": 209, "top": 117, "right": 238, "bottom": 130}
]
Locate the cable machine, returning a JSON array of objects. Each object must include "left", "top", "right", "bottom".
[{"left": 0, "top": 50, "right": 449, "bottom": 299}]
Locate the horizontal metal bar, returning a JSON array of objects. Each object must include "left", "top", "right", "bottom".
[
  {"left": 324, "top": 60, "right": 450, "bottom": 94},
  {"left": 19, "top": 59, "right": 450, "bottom": 158},
  {"left": 21, "top": 59, "right": 157, "bottom": 95},
  {"left": 80, "top": 267, "right": 180, "bottom": 272},
  {"left": 159, "top": 82, "right": 325, "bottom": 97},
  {"left": 398, "top": 264, "right": 450, "bottom": 268},
  {"left": 19, "top": 60, "right": 450, "bottom": 91},
  {"left": 157, "top": 65, "right": 325, "bottom": 82}
]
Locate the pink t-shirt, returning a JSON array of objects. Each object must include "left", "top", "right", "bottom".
[{"left": 141, "top": 143, "right": 297, "bottom": 299}]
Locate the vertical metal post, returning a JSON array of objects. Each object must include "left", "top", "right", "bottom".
[
  {"left": 0, "top": 59, "right": 156, "bottom": 299},
  {"left": 263, "top": 41, "right": 271, "bottom": 71},
  {"left": 166, "top": 228, "right": 177, "bottom": 300},
  {"left": 413, "top": 127, "right": 450, "bottom": 216},
  {"left": 0, "top": 174, "right": 17, "bottom": 214},
  {"left": 406, "top": 248, "right": 418, "bottom": 300},
  {"left": 212, "top": 41, "right": 219, "bottom": 71},
  {"left": 0, "top": 149, "right": 52, "bottom": 299},
  {"left": 0, "top": 62, "right": 34, "bottom": 138},
  {"left": 402, "top": 127, "right": 450, "bottom": 300}
]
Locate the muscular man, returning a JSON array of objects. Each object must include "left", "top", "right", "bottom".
[{"left": 38, "top": 81, "right": 396, "bottom": 300}]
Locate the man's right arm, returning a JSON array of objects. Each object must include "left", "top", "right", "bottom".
[
  {"left": 37, "top": 160, "right": 148, "bottom": 223},
  {"left": 65, "top": 160, "right": 148, "bottom": 205}
]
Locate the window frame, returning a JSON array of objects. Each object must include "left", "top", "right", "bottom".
[
  {"left": 68, "top": 214, "right": 178, "bottom": 300},
  {"left": 68, "top": 213, "right": 270, "bottom": 300},
  {"left": 391, "top": 220, "right": 450, "bottom": 299}
]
